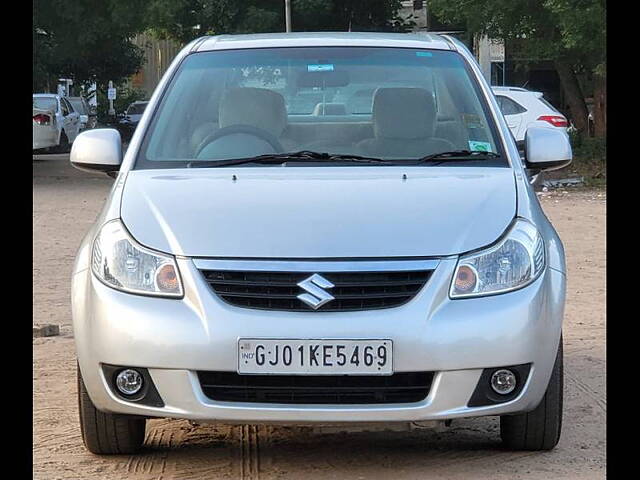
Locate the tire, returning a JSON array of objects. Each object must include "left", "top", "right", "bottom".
[
  {"left": 500, "top": 338, "right": 563, "bottom": 450},
  {"left": 56, "top": 132, "right": 70, "bottom": 153},
  {"left": 77, "top": 363, "right": 146, "bottom": 454}
]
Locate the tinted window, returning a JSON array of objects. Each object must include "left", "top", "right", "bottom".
[
  {"left": 33, "top": 97, "right": 58, "bottom": 112},
  {"left": 496, "top": 96, "right": 526, "bottom": 115},
  {"left": 60, "top": 99, "right": 70, "bottom": 116},
  {"left": 127, "top": 102, "right": 148, "bottom": 114},
  {"left": 69, "top": 98, "right": 87, "bottom": 114}
]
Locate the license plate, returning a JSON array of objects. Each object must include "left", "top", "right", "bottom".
[{"left": 238, "top": 339, "right": 393, "bottom": 375}]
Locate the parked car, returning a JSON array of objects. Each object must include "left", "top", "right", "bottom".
[
  {"left": 33, "top": 93, "right": 81, "bottom": 152},
  {"left": 117, "top": 101, "right": 149, "bottom": 139},
  {"left": 492, "top": 86, "right": 568, "bottom": 144},
  {"left": 70, "top": 32, "right": 571, "bottom": 455},
  {"left": 68, "top": 96, "right": 97, "bottom": 131}
]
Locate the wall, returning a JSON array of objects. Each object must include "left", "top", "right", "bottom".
[{"left": 129, "top": 33, "right": 184, "bottom": 98}]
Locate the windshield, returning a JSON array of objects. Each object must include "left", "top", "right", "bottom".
[
  {"left": 33, "top": 97, "right": 57, "bottom": 112},
  {"left": 136, "top": 47, "right": 505, "bottom": 169},
  {"left": 128, "top": 102, "right": 148, "bottom": 115}
]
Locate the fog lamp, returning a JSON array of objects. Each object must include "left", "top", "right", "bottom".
[
  {"left": 490, "top": 369, "right": 517, "bottom": 395},
  {"left": 116, "top": 369, "right": 143, "bottom": 396}
]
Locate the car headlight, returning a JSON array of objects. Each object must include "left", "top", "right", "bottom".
[
  {"left": 91, "top": 219, "right": 183, "bottom": 297},
  {"left": 450, "top": 219, "right": 545, "bottom": 298}
]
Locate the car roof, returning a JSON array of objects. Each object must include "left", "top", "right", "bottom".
[
  {"left": 492, "top": 86, "right": 529, "bottom": 92},
  {"left": 492, "top": 86, "right": 542, "bottom": 95},
  {"left": 33, "top": 93, "right": 59, "bottom": 98},
  {"left": 195, "top": 32, "right": 455, "bottom": 52}
]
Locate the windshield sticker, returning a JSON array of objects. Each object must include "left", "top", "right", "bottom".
[
  {"left": 307, "top": 64, "right": 334, "bottom": 72},
  {"left": 416, "top": 51, "right": 433, "bottom": 57},
  {"left": 468, "top": 141, "right": 493, "bottom": 152},
  {"left": 462, "top": 113, "right": 484, "bottom": 128}
]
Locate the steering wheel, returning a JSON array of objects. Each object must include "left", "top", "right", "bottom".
[{"left": 195, "top": 124, "right": 284, "bottom": 159}]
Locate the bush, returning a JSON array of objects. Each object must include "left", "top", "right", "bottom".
[
  {"left": 571, "top": 135, "right": 606, "bottom": 163},
  {"left": 561, "top": 133, "right": 606, "bottom": 186},
  {"left": 95, "top": 85, "right": 147, "bottom": 124}
]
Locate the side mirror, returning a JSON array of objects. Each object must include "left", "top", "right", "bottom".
[
  {"left": 70, "top": 128, "right": 122, "bottom": 177},
  {"left": 524, "top": 125, "right": 572, "bottom": 172}
]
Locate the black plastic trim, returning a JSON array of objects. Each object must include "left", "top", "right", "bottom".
[
  {"left": 71, "top": 161, "right": 120, "bottom": 177},
  {"left": 467, "top": 363, "right": 532, "bottom": 407},
  {"left": 524, "top": 159, "right": 572, "bottom": 172},
  {"left": 198, "top": 371, "right": 434, "bottom": 404},
  {"left": 102, "top": 364, "right": 165, "bottom": 408},
  {"left": 201, "top": 269, "right": 432, "bottom": 312}
]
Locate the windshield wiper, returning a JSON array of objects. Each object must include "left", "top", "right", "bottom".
[
  {"left": 413, "top": 150, "right": 501, "bottom": 165},
  {"left": 187, "top": 151, "right": 394, "bottom": 168}
]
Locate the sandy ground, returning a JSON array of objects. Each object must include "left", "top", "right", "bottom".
[{"left": 33, "top": 156, "right": 605, "bottom": 479}]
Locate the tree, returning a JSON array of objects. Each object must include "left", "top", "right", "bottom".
[
  {"left": 292, "top": 0, "right": 408, "bottom": 32},
  {"left": 33, "top": 0, "right": 148, "bottom": 93},
  {"left": 426, "top": 0, "right": 605, "bottom": 136},
  {"left": 145, "top": 0, "right": 282, "bottom": 43},
  {"left": 144, "top": 0, "right": 409, "bottom": 44}
]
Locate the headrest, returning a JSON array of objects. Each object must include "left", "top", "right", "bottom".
[
  {"left": 219, "top": 87, "right": 287, "bottom": 137},
  {"left": 372, "top": 87, "right": 436, "bottom": 139}
]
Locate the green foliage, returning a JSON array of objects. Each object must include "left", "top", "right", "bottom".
[
  {"left": 426, "top": 0, "right": 605, "bottom": 74},
  {"left": 538, "top": 129, "right": 604, "bottom": 186},
  {"left": 95, "top": 86, "right": 147, "bottom": 124},
  {"left": 571, "top": 134, "right": 606, "bottom": 163},
  {"left": 33, "top": 0, "right": 148, "bottom": 92},
  {"left": 566, "top": 129, "right": 606, "bottom": 184},
  {"left": 34, "top": 0, "right": 411, "bottom": 92},
  {"left": 145, "top": 0, "right": 410, "bottom": 43},
  {"left": 543, "top": 0, "right": 606, "bottom": 75},
  {"left": 293, "top": 0, "right": 408, "bottom": 32}
]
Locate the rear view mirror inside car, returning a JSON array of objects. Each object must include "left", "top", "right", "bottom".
[{"left": 297, "top": 69, "right": 350, "bottom": 88}]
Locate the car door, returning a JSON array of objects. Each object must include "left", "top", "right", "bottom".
[
  {"left": 495, "top": 95, "right": 527, "bottom": 142},
  {"left": 61, "top": 98, "right": 80, "bottom": 141}
]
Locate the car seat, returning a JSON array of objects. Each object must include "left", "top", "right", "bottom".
[{"left": 357, "top": 87, "right": 455, "bottom": 158}]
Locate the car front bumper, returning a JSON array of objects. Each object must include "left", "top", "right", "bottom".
[{"left": 72, "top": 257, "right": 565, "bottom": 424}]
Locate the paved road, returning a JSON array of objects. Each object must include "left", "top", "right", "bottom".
[{"left": 33, "top": 155, "right": 606, "bottom": 479}]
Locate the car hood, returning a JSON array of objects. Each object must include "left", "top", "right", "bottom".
[{"left": 120, "top": 166, "right": 516, "bottom": 258}]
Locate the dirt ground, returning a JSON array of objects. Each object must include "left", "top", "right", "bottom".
[{"left": 33, "top": 156, "right": 606, "bottom": 479}]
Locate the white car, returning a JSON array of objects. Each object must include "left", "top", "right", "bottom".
[
  {"left": 68, "top": 96, "right": 97, "bottom": 131},
  {"left": 71, "top": 33, "right": 571, "bottom": 455},
  {"left": 491, "top": 87, "right": 568, "bottom": 143},
  {"left": 33, "top": 93, "right": 81, "bottom": 151}
]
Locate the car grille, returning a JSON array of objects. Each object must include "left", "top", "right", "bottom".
[
  {"left": 200, "top": 270, "right": 432, "bottom": 311},
  {"left": 197, "top": 371, "right": 434, "bottom": 404}
]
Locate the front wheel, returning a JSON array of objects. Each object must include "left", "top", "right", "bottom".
[
  {"left": 500, "top": 338, "right": 563, "bottom": 450},
  {"left": 77, "top": 363, "right": 146, "bottom": 454}
]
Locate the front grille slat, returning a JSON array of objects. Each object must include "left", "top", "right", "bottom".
[
  {"left": 215, "top": 292, "right": 300, "bottom": 299},
  {"left": 198, "top": 371, "right": 434, "bottom": 404},
  {"left": 201, "top": 269, "right": 433, "bottom": 312},
  {"left": 207, "top": 279, "right": 426, "bottom": 288}
]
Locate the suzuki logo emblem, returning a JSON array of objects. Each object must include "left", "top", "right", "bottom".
[{"left": 297, "top": 274, "right": 335, "bottom": 310}]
